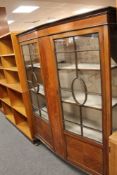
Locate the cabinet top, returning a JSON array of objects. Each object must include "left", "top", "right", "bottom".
[{"left": 18, "top": 6, "right": 116, "bottom": 37}]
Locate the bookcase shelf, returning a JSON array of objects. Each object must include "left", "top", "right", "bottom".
[
  {"left": 14, "top": 110, "right": 32, "bottom": 139},
  {"left": 0, "top": 85, "right": 11, "bottom": 106},
  {"left": 8, "top": 89, "right": 27, "bottom": 117},
  {"left": 0, "top": 53, "right": 15, "bottom": 57},
  {"left": 1, "top": 55, "right": 17, "bottom": 71},
  {"left": 4, "top": 70, "right": 20, "bottom": 84},
  {"left": 0, "top": 34, "right": 14, "bottom": 55},
  {"left": 2, "top": 102, "right": 16, "bottom": 124},
  {"left": 0, "top": 70, "right": 6, "bottom": 83}
]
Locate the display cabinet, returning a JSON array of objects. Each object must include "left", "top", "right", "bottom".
[
  {"left": 18, "top": 7, "right": 117, "bottom": 175},
  {"left": 19, "top": 35, "right": 53, "bottom": 148}
]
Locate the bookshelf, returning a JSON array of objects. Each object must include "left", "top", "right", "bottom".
[{"left": 0, "top": 32, "right": 33, "bottom": 140}]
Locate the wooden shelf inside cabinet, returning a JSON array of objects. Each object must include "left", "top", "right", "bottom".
[
  {"left": 8, "top": 89, "right": 27, "bottom": 117},
  {"left": 14, "top": 110, "right": 32, "bottom": 139},
  {"left": 2, "top": 102, "right": 16, "bottom": 124}
]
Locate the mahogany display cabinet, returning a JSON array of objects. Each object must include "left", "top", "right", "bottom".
[{"left": 18, "top": 7, "right": 117, "bottom": 175}]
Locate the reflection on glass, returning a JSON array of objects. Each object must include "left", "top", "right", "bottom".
[{"left": 54, "top": 33, "right": 102, "bottom": 142}]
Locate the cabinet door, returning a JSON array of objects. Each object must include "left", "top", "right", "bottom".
[
  {"left": 53, "top": 30, "right": 103, "bottom": 143},
  {"left": 21, "top": 40, "right": 49, "bottom": 121}
]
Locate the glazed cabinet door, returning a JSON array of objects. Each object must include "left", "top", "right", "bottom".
[
  {"left": 52, "top": 28, "right": 105, "bottom": 175},
  {"left": 54, "top": 33, "right": 102, "bottom": 142},
  {"left": 20, "top": 39, "right": 53, "bottom": 148}
]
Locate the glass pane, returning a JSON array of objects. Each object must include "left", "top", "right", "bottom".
[
  {"left": 82, "top": 108, "right": 102, "bottom": 131},
  {"left": 30, "top": 90, "right": 39, "bottom": 109},
  {"left": 29, "top": 43, "right": 40, "bottom": 64},
  {"left": 30, "top": 90, "right": 40, "bottom": 117},
  {"left": 33, "top": 67, "right": 43, "bottom": 85},
  {"left": 54, "top": 33, "right": 102, "bottom": 142},
  {"left": 75, "top": 34, "right": 99, "bottom": 51},
  {"left": 63, "top": 103, "right": 80, "bottom": 123},
  {"left": 79, "top": 70, "right": 101, "bottom": 94},
  {"left": 21, "top": 42, "right": 49, "bottom": 121},
  {"left": 77, "top": 51, "right": 100, "bottom": 64},
  {"left": 37, "top": 94, "right": 48, "bottom": 120},
  {"left": 22, "top": 45, "right": 31, "bottom": 66},
  {"left": 25, "top": 67, "right": 32, "bottom": 82},
  {"left": 82, "top": 107, "right": 102, "bottom": 142},
  {"left": 57, "top": 53, "right": 76, "bottom": 69},
  {"left": 28, "top": 81, "right": 34, "bottom": 90},
  {"left": 55, "top": 37, "right": 74, "bottom": 52},
  {"left": 83, "top": 128, "right": 102, "bottom": 143},
  {"left": 59, "top": 70, "right": 76, "bottom": 89}
]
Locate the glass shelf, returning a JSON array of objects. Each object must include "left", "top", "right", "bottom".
[
  {"left": 58, "top": 63, "right": 75, "bottom": 70},
  {"left": 26, "top": 63, "right": 40, "bottom": 69},
  {"left": 58, "top": 63, "right": 117, "bottom": 71},
  {"left": 62, "top": 91, "right": 117, "bottom": 109}
]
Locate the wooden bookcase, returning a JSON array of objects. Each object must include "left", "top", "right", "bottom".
[{"left": 0, "top": 32, "right": 33, "bottom": 140}]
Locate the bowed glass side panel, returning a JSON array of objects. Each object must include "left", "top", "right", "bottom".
[
  {"left": 21, "top": 42, "right": 48, "bottom": 121},
  {"left": 111, "top": 27, "right": 117, "bottom": 133}
]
